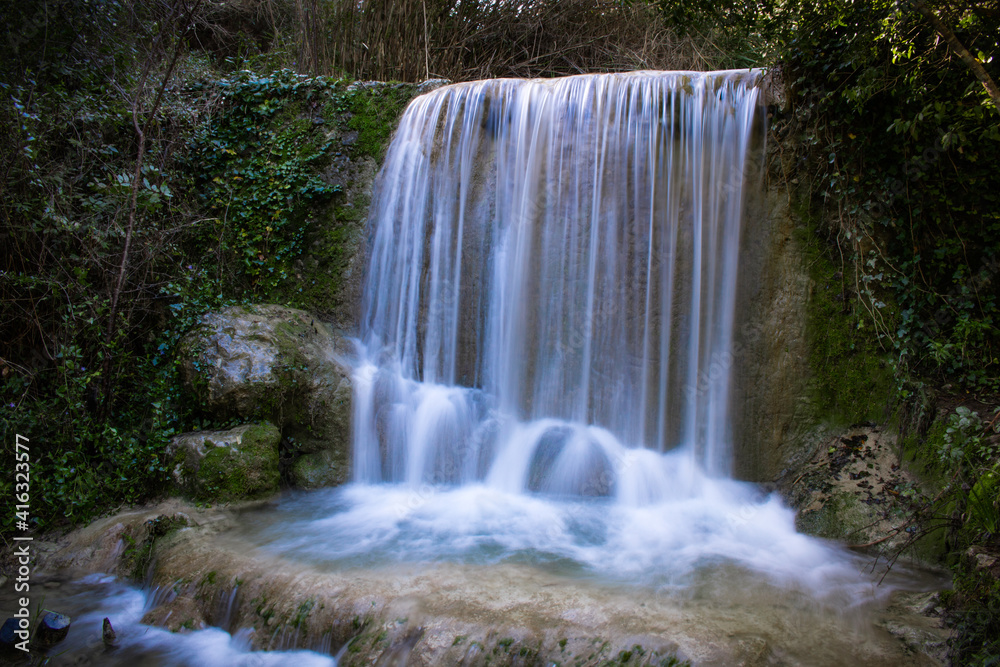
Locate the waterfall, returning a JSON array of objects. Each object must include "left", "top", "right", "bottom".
[
  {"left": 238, "top": 71, "right": 901, "bottom": 598},
  {"left": 352, "top": 70, "right": 763, "bottom": 498}
]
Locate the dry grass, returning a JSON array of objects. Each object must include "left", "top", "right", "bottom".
[
  {"left": 335, "top": 0, "right": 725, "bottom": 81},
  {"left": 198, "top": 0, "right": 729, "bottom": 81}
]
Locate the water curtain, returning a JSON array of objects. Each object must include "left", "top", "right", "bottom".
[{"left": 353, "top": 71, "right": 763, "bottom": 500}]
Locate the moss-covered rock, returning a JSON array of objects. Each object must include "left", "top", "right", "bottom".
[
  {"left": 290, "top": 449, "right": 347, "bottom": 489},
  {"left": 167, "top": 423, "right": 281, "bottom": 501},
  {"left": 179, "top": 304, "right": 353, "bottom": 490}
]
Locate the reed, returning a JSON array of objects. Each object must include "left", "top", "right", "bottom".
[{"left": 286, "top": 0, "right": 724, "bottom": 81}]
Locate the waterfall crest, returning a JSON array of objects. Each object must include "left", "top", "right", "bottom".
[{"left": 353, "top": 70, "right": 763, "bottom": 498}]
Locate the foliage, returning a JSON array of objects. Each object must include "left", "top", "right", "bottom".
[
  {"left": 771, "top": 0, "right": 1000, "bottom": 392},
  {"left": 0, "top": 4, "right": 388, "bottom": 532},
  {"left": 0, "top": 0, "right": 200, "bottom": 531},
  {"left": 294, "top": 0, "right": 728, "bottom": 81},
  {"left": 948, "top": 560, "right": 1000, "bottom": 665},
  {"left": 904, "top": 403, "right": 1000, "bottom": 663},
  {"left": 182, "top": 69, "right": 338, "bottom": 294},
  {"left": 938, "top": 406, "right": 984, "bottom": 464},
  {"left": 968, "top": 467, "right": 999, "bottom": 536},
  {"left": 753, "top": 4, "right": 1000, "bottom": 660}
]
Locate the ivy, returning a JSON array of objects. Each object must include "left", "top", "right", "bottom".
[
  {"left": 772, "top": 0, "right": 1000, "bottom": 391},
  {"left": 183, "top": 70, "right": 340, "bottom": 294}
]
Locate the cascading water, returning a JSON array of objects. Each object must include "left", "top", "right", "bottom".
[
  {"left": 354, "top": 70, "right": 759, "bottom": 491},
  {"left": 259, "top": 71, "right": 886, "bottom": 597}
]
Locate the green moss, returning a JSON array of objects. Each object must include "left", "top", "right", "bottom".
[
  {"left": 658, "top": 658, "right": 691, "bottom": 667},
  {"left": 797, "top": 213, "right": 895, "bottom": 426},
  {"left": 279, "top": 213, "right": 364, "bottom": 315},
  {"left": 900, "top": 417, "right": 952, "bottom": 490},
  {"left": 195, "top": 422, "right": 280, "bottom": 501},
  {"left": 258, "top": 82, "right": 416, "bottom": 315},
  {"left": 796, "top": 491, "right": 864, "bottom": 540},
  {"left": 119, "top": 514, "right": 189, "bottom": 581},
  {"left": 291, "top": 450, "right": 345, "bottom": 489},
  {"left": 292, "top": 598, "right": 316, "bottom": 629},
  {"left": 345, "top": 84, "right": 416, "bottom": 160}
]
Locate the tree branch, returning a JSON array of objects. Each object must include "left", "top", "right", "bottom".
[
  {"left": 103, "top": 0, "right": 203, "bottom": 411},
  {"left": 913, "top": 0, "right": 1000, "bottom": 116}
]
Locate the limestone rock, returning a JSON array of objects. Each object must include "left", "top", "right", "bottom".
[
  {"left": 967, "top": 546, "right": 1000, "bottom": 578},
  {"left": 102, "top": 617, "right": 118, "bottom": 647},
  {"left": 417, "top": 78, "right": 451, "bottom": 95},
  {"left": 290, "top": 449, "right": 347, "bottom": 489},
  {"left": 141, "top": 597, "right": 207, "bottom": 633},
  {"left": 167, "top": 423, "right": 280, "bottom": 501},
  {"left": 178, "top": 305, "right": 353, "bottom": 490}
]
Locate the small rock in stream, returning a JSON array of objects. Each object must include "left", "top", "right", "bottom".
[
  {"left": 103, "top": 617, "right": 118, "bottom": 648},
  {"left": 35, "top": 611, "right": 71, "bottom": 647},
  {"left": 1, "top": 617, "right": 23, "bottom": 648}
]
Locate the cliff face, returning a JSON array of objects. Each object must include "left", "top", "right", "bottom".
[
  {"left": 195, "top": 71, "right": 886, "bottom": 488},
  {"left": 731, "top": 180, "right": 821, "bottom": 482}
]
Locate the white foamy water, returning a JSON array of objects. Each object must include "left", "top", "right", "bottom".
[{"left": 253, "top": 474, "right": 896, "bottom": 606}]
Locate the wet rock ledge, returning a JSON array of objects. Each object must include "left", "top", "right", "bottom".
[{"left": 32, "top": 499, "right": 949, "bottom": 666}]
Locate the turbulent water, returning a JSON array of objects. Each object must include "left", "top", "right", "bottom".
[
  {"left": 8, "top": 574, "right": 336, "bottom": 666},
  {"left": 255, "top": 69, "right": 878, "bottom": 597}
]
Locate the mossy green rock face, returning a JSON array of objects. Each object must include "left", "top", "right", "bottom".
[
  {"left": 290, "top": 449, "right": 346, "bottom": 489},
  {"left": 168, "top": 423, "right": 281, "bottom": 501},
  {"left": 179, "top": 304, "right": 353, "bottom": 490}
]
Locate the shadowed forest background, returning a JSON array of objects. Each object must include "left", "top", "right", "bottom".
[{"left": 1, "top": 0, "right": 999, "bottom": 662}]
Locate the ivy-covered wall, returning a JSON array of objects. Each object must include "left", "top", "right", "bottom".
[{"left": 180, "top": 72, "right": 420, "bottom": 327}]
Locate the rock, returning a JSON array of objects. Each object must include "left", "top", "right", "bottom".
[
  {"left": 102, "top": 617, "right": 117, "bottom": 648},
  {"left": 141, "top": 597, "right": 207, "bottom": 633},
  {"left": 732, "top": 635, "right": 772, "bottom": 667},
  {"left": 167, "top": 423, "right": 281, "bottom": 501},
  {"left": 178, "top": 305, "right": 353, "bottom": 490},
  {"left": 1, "top": 617, "right": 22, "bottom": 648},
  {"left": 966, "top": 546, "right": 1000, "bottom": 578},
  {"left": 290, "top": 449, "right": 346, "bottom": 489},
  {"left": 417, "top": 79, "right": 451, "bottom": 95},
  {"left": 34, "top": 611, "right": 70, "bottom": 647}
]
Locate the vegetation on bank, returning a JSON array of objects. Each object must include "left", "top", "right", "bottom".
[
  {"left": 756, "top": 2, "right": 1000, "bottom": 662},
  {"left": 1, "top": 0, "right": 999, "bottom": 663},
  {"left": 0, "top": 0, "right": 411, "bottom": 530}
]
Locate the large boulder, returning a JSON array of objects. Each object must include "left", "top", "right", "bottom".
[
  {"left": 168, "top": 423, "right": 281, "bottom": 501},
  {"left": 179, "top": 305, "right": 353, "bottom": 489}
]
